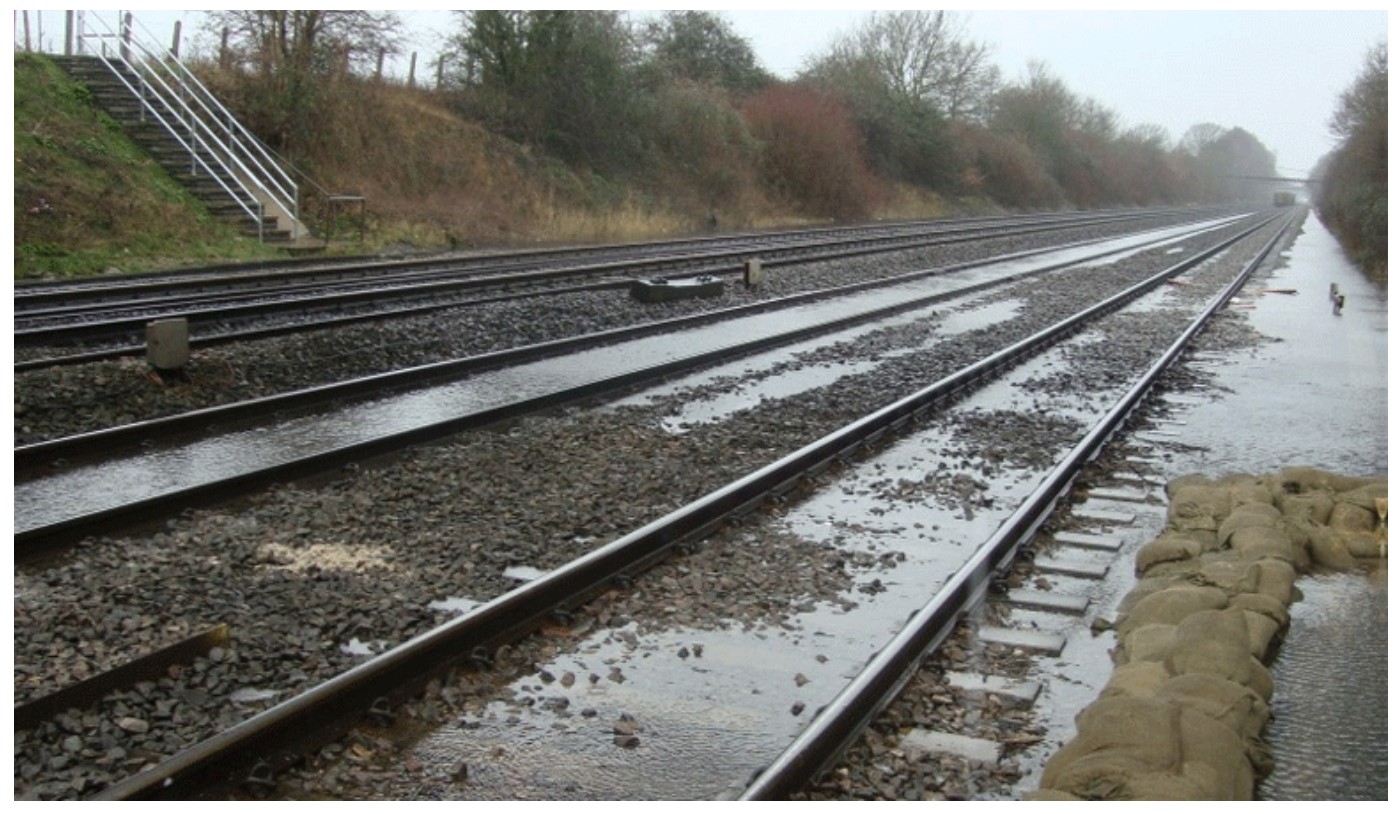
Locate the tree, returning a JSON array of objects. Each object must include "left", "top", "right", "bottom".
[
  {"left": 801, "top": 11, "right": 994, "bottom": 190},
  {"left": 207, "top": 10, "right": 403, "bottom": 74},
  {"left": 1317, "top": 42, "right": 1387, "bottom": 279},
  {"left": 452, "top": 11, "right": 642, "bottom": 171},
  {"left": 1196, "top": 126, "right": 1277, "bottom": 201},
  {"left": 202, "top": 11, "right": 403, "bottom": 152},
  {"left": 989, "top": 63, "right": 1079, "bottom": 182},
  {"left": 1178, "top": 122, "right": 1227, "bottom": 157},
  {"left": 641, "top": 11, "right": 770, "bottom": 94},
  {"left": 819, "top": 11, "right": 996, "bottom": 120}
]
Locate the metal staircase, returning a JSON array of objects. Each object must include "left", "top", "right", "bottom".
[{"left": 53, "top": 14, "right": 319, "bottom": 244}]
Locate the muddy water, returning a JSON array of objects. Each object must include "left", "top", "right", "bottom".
[{"left": 1256, "top": 569, "right": 1388, "bottom": 801}]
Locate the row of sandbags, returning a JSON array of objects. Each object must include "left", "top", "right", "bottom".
[{"left": 1029, "top": 467, "right": 1386, "bottom": 800}]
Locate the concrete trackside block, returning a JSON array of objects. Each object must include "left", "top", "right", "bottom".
[
  {"left": 1074, "top": 508, "right": 1138, "bottom": 525},
  {"left": 1087, "top": 487, "right": 1154, "bottom": 503},
  {"left": 146, "top": 317, "right": 190, "bottom": 371},
  {"left": 1108, "top": 474, "right": 1167, "bottom": 489},
  {"left": 978, "top": 626, "right": 1066, "bottom": 656},
  {"left": 900, "top": 728, "right": 1002, "bottom": 764},
  {"left": 945, "top": 671, "right": 1042, "bottom": 706},
  {"left": 1054, "top": 531, "right": 1123, "bottom": 551},
  {"left": 1004, "top": 588, "right": 1090, "bottom": 615},
  {"left": 1035, "top": 554, "right": 1110, "bottom": 579}
]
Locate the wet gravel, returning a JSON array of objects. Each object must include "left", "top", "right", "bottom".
[
  {"left": 12, "top": 211, "right": 1281, "bottom": 799},
  {"left": 15, "top": 211, "right": 1223, "bottom": 446}
]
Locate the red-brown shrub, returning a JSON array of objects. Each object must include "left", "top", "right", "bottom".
[{"left": 740, "top": 84, "right": 882, "bottom": 221}]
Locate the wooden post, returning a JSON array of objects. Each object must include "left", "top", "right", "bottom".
[
  {"left": 120, "top": 12, "right": 132, "bottom": 62},
  {"left": 408, "top": 51, "right": 417, "bottom": 88},
  {"left": 171, "top": 20, "right": 182, "bottom": 59},
  {"left": 22, "top": 10, "right": 31, "bottom": 52},
  {"left": 375, "top": 47, "right": 385, "bottom": 82},
  {"left": 219, "top": 26, "right": 230, "bottom": 69},
  {"left": 436, "top": 54, "right": 445, "bottom": 89},
  {"left": 65, "top": 11, "right": 74, "bottom": 56}
]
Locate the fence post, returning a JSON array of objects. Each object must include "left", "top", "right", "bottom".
[
  {"left": 23, "top": 10, "right": 31, "bottom": 52},
  {"left": 219, "top": 26, "right": 229, "bottom": 69},
  {"left": 121, "top": 12, "right": 132, "bottom": 62},
  {"left": 171, "top": 20, "right": 181, "bottom": 59},
  {"left": 65, "top": 11, "right": 73, "bottom": 55},
  {"left": 436, "top": 54, "right": 445, "bottom": 89},
  {"left": 375, "top": 47, "right": 385, "bottom": 82},
  {"left": 408, "top": 51, "right": 417, "bottom": 88}
]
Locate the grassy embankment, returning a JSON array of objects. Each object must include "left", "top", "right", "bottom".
[
  {"left": 12, "top": 53, "right": 282, "bottom": 279},
  {"left": 14, "top": 52, "right": 958, "bottom": 280}
]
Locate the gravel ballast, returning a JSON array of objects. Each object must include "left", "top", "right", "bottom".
[{"left": 13, "top": 213, "right": 1282, "bottom": 799}]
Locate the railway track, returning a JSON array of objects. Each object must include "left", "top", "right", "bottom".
[
  {"left": 15, "top": 214, "right": 1259, "bottom": 553},
  {"left": 13, "top": 207, "right": 1213, "bottom": 365},
  {"left": 14, "top": 209, "right": 1299, "bottom": 800}
]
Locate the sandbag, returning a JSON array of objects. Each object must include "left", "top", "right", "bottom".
[
  {"left": 1118, "top": 584, "right": 1230, "bottom": 637},
  {"left": 1136, "top": 533, "right": 1204, "bottom": 575},
  {"left": 1041, "top": 696, "right": 1253, "bottom": 800},
  {"left": 1160, "top": 673, "right": 1270, "bottom": 739}
]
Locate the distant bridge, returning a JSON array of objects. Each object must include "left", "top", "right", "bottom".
[{"left": 1223, "top": 174, "right": 1317, "bottom": 185}]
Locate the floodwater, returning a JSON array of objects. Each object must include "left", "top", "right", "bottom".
[
  {"left": 1256, "top": 569, "right": 1388, "bottom": 801},
  {"left": 1012, "top": 210, "right": 1388, "bottom": 799},
  {"left": 378, "top": 223, "right": 1253, "bottom": 799}
]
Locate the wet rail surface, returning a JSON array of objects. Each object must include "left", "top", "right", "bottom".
[
  {"left": 13, "top": 208, "right": 1215, "bottom": 363},
  {"left": 15, "top": 207, "right": 1195, "bottom": 310},
  {"left": 15, "top": 214, "right": 1241, "bottom": 475},
  {"left": 14, "top": 215, "right": 1257, "bottom": 555},
  {"left": 12, "top": 211, "right": 1298, "bottom": 800}
]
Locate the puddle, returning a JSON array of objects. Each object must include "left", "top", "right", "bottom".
[
  {"left": 429, "top": 596, "right": 484, "bottom": 616},
  {"left": 503, "top": 565, "right": 549, "bottom": 582}
]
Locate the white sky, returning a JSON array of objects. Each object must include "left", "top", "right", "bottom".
[{"left": 12, "top": 5, "right": 1391, "bottom": 177}]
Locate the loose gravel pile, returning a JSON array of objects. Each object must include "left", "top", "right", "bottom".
[{"left": 13, "top": 213, "right": 1281, "bottom": 799}]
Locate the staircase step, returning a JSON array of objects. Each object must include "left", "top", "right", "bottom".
[{"left": 53, "top": 53, "right": 311, "bottom": 245}]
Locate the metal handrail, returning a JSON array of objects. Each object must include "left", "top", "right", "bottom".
[
  {"left": 75, "top": 30, "right": 265, "bottom": 239},
  {"left": 75, "top": 13, "right": 299, "bottom": 240},
  {"left": 122, "top": 15, "right": 299, "bottom": 217}
]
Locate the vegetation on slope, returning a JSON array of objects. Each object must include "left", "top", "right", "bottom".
[
  {"left": 14, "top": 11, "right": 1292, "bottom": 279},
  {"left": 1313, "top": 43, "right": 1387, "bottom": 285},
  {"left": 12, "top": 53, "right": 279, "bottom": 279}
]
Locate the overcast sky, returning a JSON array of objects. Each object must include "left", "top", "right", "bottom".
[{"left": 15, "top": 6, "right": 1389, "bottom": 176}]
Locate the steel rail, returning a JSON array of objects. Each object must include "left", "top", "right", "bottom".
[
  {"left": 11, "top": 218, "right": 949, "bottom": 301},
  {"left": 13, "top": 209, "right": 1186, "bottom": 349},
  {"left": 88, "top": 213, "right": 1279, "bottom": 801},
  {"left": 13, "top": 209, "right": 1162, "bottom": 339},
  {"left": 14, "top": 213, "right": 1101, "bottom": 315},
  {"left": 15, "top": 215, "right": 1256, "bottom": 479},
  {"left": 14, "top": 207, "right": 1200, "bottom": 303},
  {"left": 736, "top": 211, "right": 1299, "bottom": 799}
]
